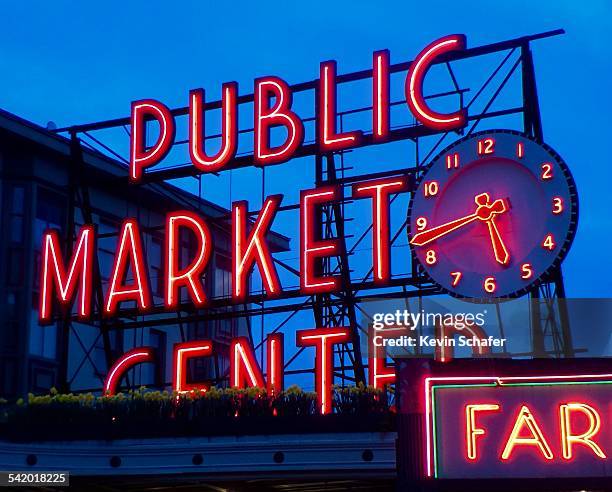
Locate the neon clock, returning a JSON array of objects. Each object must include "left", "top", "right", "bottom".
[{"left": 407, "top": 130, "right": 578, "bottom": 299}]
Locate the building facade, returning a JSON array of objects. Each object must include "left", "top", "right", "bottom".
[{"left": 0, "top": 109, "right": 289, "bottom": 398}]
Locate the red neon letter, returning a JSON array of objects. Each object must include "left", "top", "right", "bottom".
[
  {"left": 465, "top": 403, "right": 500, "bottom": 460},
  {"left": 373, "top": 50, "right": 390, "bottom": 141},
  {"left": 300, "top": 186, "right": 341, "bottom": 294},
  {"left": 103, "top": 347, "right": 155, "bottom": 395},
  {"left": 405, "top": 35, "right": 467, "bottom": 130},
  {"left": 319, "top": 61, "right": 362, "bottom": 151},
  {"left": 105, "top": 219, "right": 152, "bottom": 314},
  {"left": 254, "top": 77, "right": 304, "bottom": 165},
  {"left": 189, "top": 83, "right": 238, "bottom": 172},
  {"left": 232, "top": 195, "right": 283, "bottom": 301},
  {"left": 130, "top": 99, "right": 175, "bottom": 182},
  {"left": 267, "top": 333, "right": 284, "bottom": 394},
  {"left": 560, "top": 402, "right": 606, "bottom": 459},
  {"left": 39, "top": 226, "right": 94, "bottom": 322},
  {"left": 230, "top": 337, "right": 265, "bottom": 388},
  {"left": 352, "top": 177, "right": 409, "bottom": 283},
  {"left": 173, "top": 340, "right": 213, "bottom": 393},
  {"left": 434, "top": 321, "right": 491, "bottom": 362},
  {"left": 296, "top": 327, "right": 350, "bottom": 415},
  {"left": 165, "top": 211, "right": 212, "bottom": 309},
  {"left": 501, "top": 405, "right": 554, "bottom": 460},
  {"left": 369, "top": 326, "right": 399, "bottom": 390}
]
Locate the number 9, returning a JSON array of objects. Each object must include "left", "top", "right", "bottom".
[{"left": 416, "top": 217, "right": 427, "bottom": 231}]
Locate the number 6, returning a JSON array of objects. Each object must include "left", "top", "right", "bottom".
[{"left": 484, "top": 276, "right": 496, "bottom": 293}]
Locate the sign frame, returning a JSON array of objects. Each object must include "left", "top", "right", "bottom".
[{"left": 397, "top": 358, "right": 612, "bottom": 491}]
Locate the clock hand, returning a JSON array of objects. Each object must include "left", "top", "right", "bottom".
[
  {"left": 410, "top": 212, "right": 479, "bottom": 246},
  {"left": 411, "top": 192, "right": 510, "bottom": 255},
  {"left": 486, "top": 217, "right": 510, "bottom": 265},
  {"left": 474, "top": 192, "right": 506, "bottom": 219}
]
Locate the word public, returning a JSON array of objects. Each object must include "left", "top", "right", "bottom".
[{"left": 129, "top": 35, "right": 467, "bottom": 181}]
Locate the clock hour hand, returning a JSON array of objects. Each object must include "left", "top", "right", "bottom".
[
  {"left": 410, "top": 213, "right": 479, "bottom": 246},
  {"left": 486, "top": 217, "right": 510, "bottom": 265}
]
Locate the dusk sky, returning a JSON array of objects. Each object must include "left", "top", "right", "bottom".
[{"left": 1, "top": 0, "right": 610, "bottom": 297}]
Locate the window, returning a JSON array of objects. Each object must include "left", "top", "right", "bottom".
[
  {"left": 32, "top": 367, "right": 55, "bottom": 393},
  {"left": 29, "top": 307, "right": 57, "bottom": 359},
  {"left": 9, "top": 186, "right": 25, "bottom": 244},
  {"left": 1, "top": 358, "right": 17, "bottom": 397},
  {"left": 215, "top": 317, "right": 236, "bottom": 340},
  {"left": 214, "top": 254, "right": 231, "bottom": 298},
  {"left": 36, "top": 187, "right": 64, "bottom": 226},
  {"left": 32, "top": 187, "right": 66, "bottom": 290},
  {"left": 188, "top": 356, "right": 214, "bottom": 385},
  {"left": 149, "top": 236, "right": 164, "bottom": 298},
  {"left": 149, "top": 329, "right": 166, "bottom": 385},
  {"left": 6, "top": 248, "right": 24, "bottom": 286},
  {"left": 188, "top": 319, "right": 210, "bottom": 340},
  {"left": 98, "top": 217, "right": 119, "bottom": 283},
  {"left": 5, "top": 186, "right": 27, "bottom": 287},
  {"left": 92, "top": 330, "right": 124, "bottom": 378}
]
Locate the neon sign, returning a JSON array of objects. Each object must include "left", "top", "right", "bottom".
[
  {"left": 397, "top": 359, "right": 612, "bottom": 485},
  {"left": 427, "top": 376, "right": 610, "bottom": 479},
  {"left": 38, "top": 32, "right": 583, "bottom": 425}
]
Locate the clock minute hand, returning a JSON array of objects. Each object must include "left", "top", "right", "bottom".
[
  {"left": 410, "top": 212, "right": 478, "bottom": 246},
  {"left": 486, "top": 217, "right": 510, "bottom": 265}
]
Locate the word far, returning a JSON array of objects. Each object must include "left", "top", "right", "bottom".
[{"left": 466, "top": 402, "right": 607, "bottom": 462}]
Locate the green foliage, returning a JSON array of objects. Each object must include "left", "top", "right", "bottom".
[
  {"left": 0, "top": 385, "right": 394, "bottom": 441},
  {"left": 333, "top": 382, "right": 391, "bottom": 415}
]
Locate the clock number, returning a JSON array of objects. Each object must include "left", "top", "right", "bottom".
[
  {"left": 552, "top": 197, "right": 563, "bottom": 214},
  {"left": 541, "top": 163, "right": 553, "bottom": 180},
  {"left": 516, "top": 142, "right": 524, "bottom": 159},
  {"left": 423, "top": 181, "right": 439, "bottom": 197},
  {"left": 416, "top": 217, "right": 428, "bottom": 231},
  {"left": 484, "top": 276, "right": 496, "bottom": 294},
  {"left": 451, "top": 271, "right": 462, "bottom": 286},
  {"left": 425, "top": 249, "right": 437, "bottom": 265},
  {"left": 521, "top": 263, "right": 533, "bottom": 280},
  {"left": 477, "top": 138, "right": 495, "bottom": 155},
  {"left": 542, "top": 234, "right": 556, "bottom": 251},
  {"left": 446, "top": 153, "right": 459, "bottom": 169}
]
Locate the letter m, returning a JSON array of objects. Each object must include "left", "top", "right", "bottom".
[{"left": 39, "top": 226, "right": 94, "bottom": 322}]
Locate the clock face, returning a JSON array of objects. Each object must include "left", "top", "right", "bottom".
[{"left": 407, "top": 130, "right": 578, "bottom": 299}]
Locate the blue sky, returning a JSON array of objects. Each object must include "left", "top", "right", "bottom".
[{"left": 1, "top": 0, "right": 611, "bottom": 297}]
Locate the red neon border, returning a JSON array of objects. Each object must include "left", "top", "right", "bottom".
[{"left": 423, "top": 372, "right": 612, "bottom": 478}]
